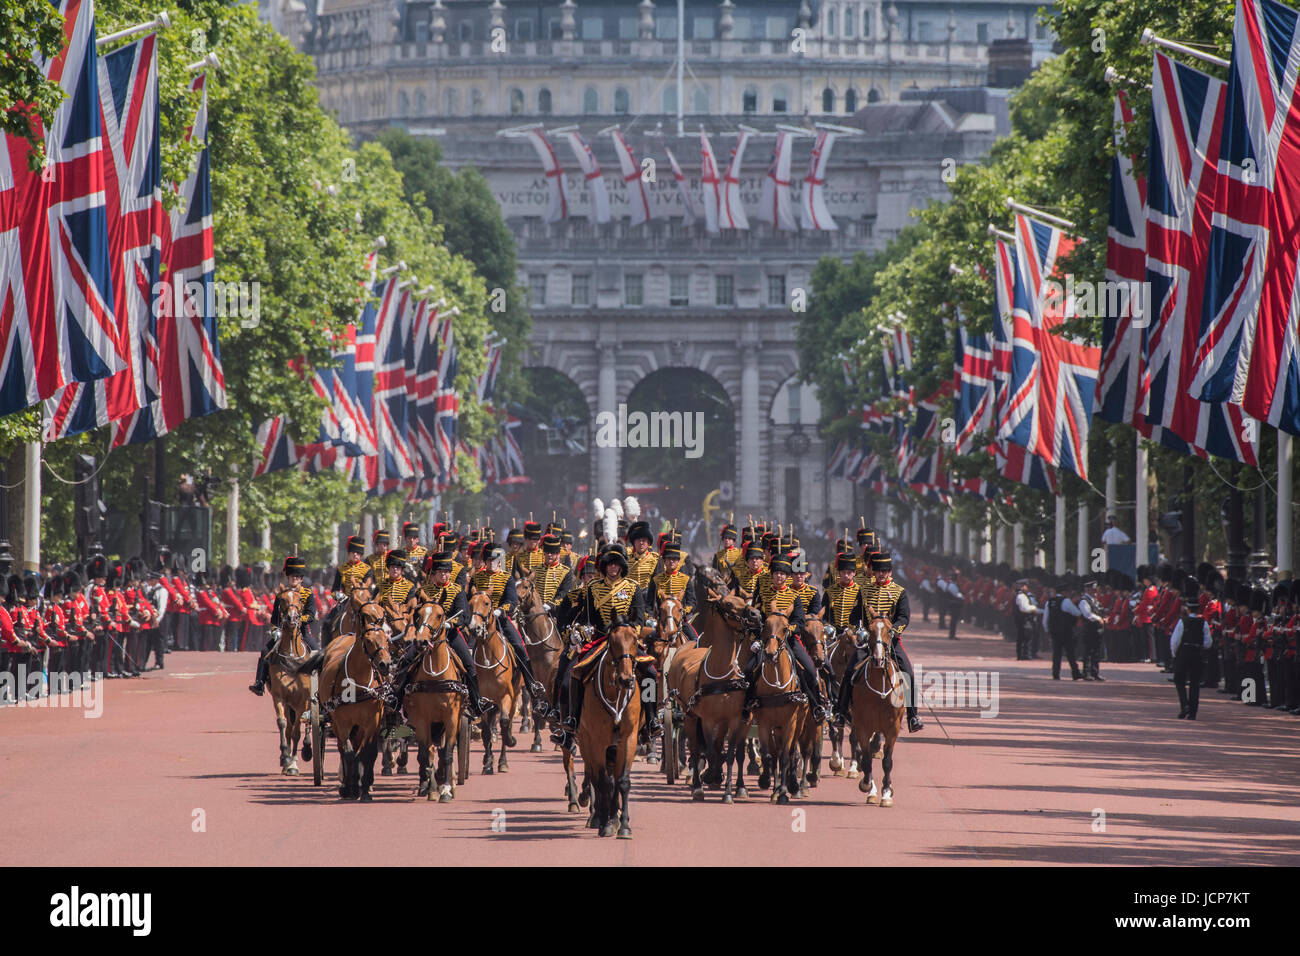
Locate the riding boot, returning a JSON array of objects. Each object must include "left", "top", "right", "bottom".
[
  {"left": 556, "top": 677, "right": 584, "bottom": 749},
  {"left": 906, "top": 706, "right": 924, "bottom": 733},
  {"left": 504, "top": 625, "right": 549, "bottom": 709},
  {"left": 463, "top": 667, "right": 489, "bottom": 719},
  {"left": 635, "top": 660, "right": 663, "bottom": 738},
  {"left": 796, "top": 662, "right": 831, "bottom": 721},
  {"left": 741, "top": 654, "right": 760, "bottom": 718},
  {"left": 248, "top": 650, "right": 269, "bottom": 695},
  {"left": 834, "top": 649, "right": 862, "bottom": 723}
]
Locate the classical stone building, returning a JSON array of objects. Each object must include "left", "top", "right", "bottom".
[{"left": 266, "top": 0, "right": 1051, "bottom": 526}]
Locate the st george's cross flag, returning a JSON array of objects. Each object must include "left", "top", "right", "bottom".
[
  {"left": 608, "top": 130, "right": 651, "bottom": 226},
  {"left": 664, "top": 146, "right": 697, "bottom": 224},
  {"left": 719, "top": 128, "right": 752, "bottom": 230},
  {"left": 555, "top": 127, "right": 610, "bottom": 224},
  {"left": 756, "top": 128, "right": 799, "bottom": 231},
  {"left": 698, "top": 130, "right": 723, "bottom": 234}
]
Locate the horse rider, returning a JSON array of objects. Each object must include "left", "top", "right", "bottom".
[
  {"left": 504, "top": 527, "right": 525, "bottom": 576},
  {"left": 530, "top": 533, "right": 576, "bottom": 621},
  {"left": 626, "top": 520, "right": 660, "bottom": 590},
  {"left": 551, "top": 541, "right": 647, "bottom": 743},
  {"left": 365, "top": 528, "right": 391, "bottom": 584},
  {"left": 712, "top": 524, "right": 740, "bottom": 574},
  {"left": 789, "top": 549, "right": 822, "bottom": 619},
  {"left": 733, "top": 542, "right": 766, "bottom": 597},
  {"left": 742, "top": 555, "right": 833, "bottom": 722},
  {"left": 470, "top": 542, "right": 550, "bottom": 715},
  {"left": 645, "top": 543, "right": 699, "bottom": 643},
  {"left": 376, "top": 550, "right": 420, "bottom": 636},
  {"left": 401, "top": 521, "right": 427, "bottom": 581},
  {"left": 322, "top": 534, "right": 373, "bottom": 642},
  {"left": 249, "top": 556, "right": 319, "bottom": 696},
  {"left": 516, "top": 521, "right": 546, "bottom": 576},
  {"left": 833, "top": 551, "right": 924, "bottom": 734},
  {"left": 560, "top": 531, "right": 577, "bottom": 570},
  {"left": 388, "top": 552, "right": 493, "bottom": 718}
]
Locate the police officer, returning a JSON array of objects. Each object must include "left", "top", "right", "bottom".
[
  {"left": 1042, "top": 575, "right": 1084, "bottom": 681},
  {"left": 1171, "top": 573, "right": 1211, "bottom": 719},
  {"left": 249, "top": 556, "right": 319, "bottom": 696},
  {"left": 1078, "top": 579, "right": 1107, "bottom": 681},
  {"left": 1014, "top": 579, "right": 1040, "bottom": 660}
]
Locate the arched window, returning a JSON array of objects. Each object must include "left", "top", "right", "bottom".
[
  {"left": 583, "top": 86, "right": 599, "bottom": 113},
  {"left": 844, "top": 7, "right": 855, "bottom": 37},
  {"left": 691, "top": 86, "right": 710, "bottom": 114},
  {"left": 662, "top": 86, "right": 677, "bottom": 113},
  {"left": 444, "top": 87, "right": 460, "bottom": 115},
  {"left": 844, "top": 88, "right": 857, "bottom": 112},
  {"left": 825, "top": 4, "right": 836, "bottom": 35},
  {"left": 397, "top": 89, "right": 410, "bottom": 115},
  {"left": 509, "top": 88, "right": 525, "bottom": 114},
  {"left": 538, "top": 88, "right": 553, "bottom": 114},
  {"left": 471, "top": 88, "right": 484, "bottom": 114},
  {"left": 414, "top": 90, "right": 426, "bottom": 114},
  {"left": 867, "top": 87, "right": 881, "bottom": 103},
  {"left": 742, "top": 86, "right": 758, "bottom": 113},
  {"left": 822, "top": 87, "right": 835, "bottom": 113},
  {"left": 772, "top": 85, "right": 789, "bottom": 112},
  {"left": 614, "top": 87, "right": 630, "bottom": 114}
]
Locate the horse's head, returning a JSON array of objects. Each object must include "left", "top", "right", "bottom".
[
  {"left": 607, "top": 622, "right": 640, "bottom": 689},
  {"left": 359, "top": 613, "right": 393, "bottom": 678},
  {"left": 862, "top": 614, "right": 892, "bottom": 666},
  {"left": 416, "top": 601, "right": 446, "bottom": 641},
  {"left": 802, "top": 617, "right": 827, "bottom": 665},
  {"left": 466, "top": 590, "right": 493, "bottom": 640},
  {"left": 762, "top": 609, "right": 788, "bottom": 661},
  {"left": 657, "top": 596, "right": 684, "bottom": 642},
  {"left": 350, "top": 584, "right": 374, "bottom": 611}
]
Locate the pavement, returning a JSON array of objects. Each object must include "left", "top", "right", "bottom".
[{"left": 3, "top": 617, "right": 1299, "bottom": 866}]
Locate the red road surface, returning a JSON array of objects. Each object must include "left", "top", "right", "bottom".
[{"left": 3, "top": 617, "right": 1299, "bottom": 865}]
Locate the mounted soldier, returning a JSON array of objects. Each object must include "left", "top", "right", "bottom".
[
  {"left": 646, "top": 543, "right": 699, "bottom": 643},
  {"left": 712, "top": 524, "right": 741, "bottom": 575},
  {"left": 376, "top": 549, "right": 419, "bottom": 637},
  {"left": 389, "top": 551, "right": 492, "bottom": 719},
  {"left": 249, "top": 556, "right": 320, "bottom": 696},
  {"left": 626, "top": 520, "right": 659, "bottom": 590},
  {"left": 401, "top": 521, "right": 427, "bottom": 581},
  {"left": 742, "top": 555, "right": 832, "bottom": 722},
  {"left": 834, "top": 551, "right": 924, "bottom": 734},
  {"left": 365, "top": 528, "right": 391, "bottom": 586},
  {"left": 732, "top": 543, "right": 766, "bottom": 597},
  {"left": 323, "top": 534, "right": 373, "bottom": 642},
  {"left": 469, "top": 542, "right": 550, "bottom": 712}
]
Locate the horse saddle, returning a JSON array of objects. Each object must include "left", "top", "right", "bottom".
[{"left": 288, "top": 650, "right": 325, "bottom": 675}]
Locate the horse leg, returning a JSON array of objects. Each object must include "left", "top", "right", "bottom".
[
  {"left": 847, "top": 728, "right": 861, "bottom": 778},
  {"left": 381, "top": 736, "right": 395, "bottom": 775},
  {"left": 358, "top": 733, "right": 379, "bottom": 802},
  {"left": 480, "top": 712, "right": 495, "bottom": 775},
  {"left": 497, "top": 703, "right": 513, "bottom": 772},
  {"left": 397, "top": 737, "right": 410, "bottom": 774},
  {"left": 880, "top": 733, "right": 896, "bottom": 808},
  {"left": 599, "top": 771, "right": 616, "bottom": 838},
  {"left": 690, "top": 721, "right": 707, "bottom": 801},
  {"left": 274, "top": 696, "right": 291, "bottom": 773},
  {"left": 859, "top": 730, "right": 879, "bottom": 804},
  {"left": 617, "top": 764, "right": 633, "bottom": 839},
  {"left": 565, "top": 748, "right": 580, "bottom": 813},
  {"left": 284, "top": 705, "right": 300, "bottom": 776},
  {"left": 828, "top": 721, "right": 844, "bottom": 774},
  {"left": 721, "top": 732, "right": 735, "bottom": 805},
  {"left": 338, "top": 731, "right": 357, "bottom": 800},
  {"left": 732, "top": 723, "right": 749, "bottom": 801},
  {"left": 416, "top": 727, "right": 433, "bottom": 799}
]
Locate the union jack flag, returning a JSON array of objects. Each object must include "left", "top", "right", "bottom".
[
  {"left": 373, "top": 279, "right": 416, "bottom": 491},
  {"left": 1190, "top": 0, "right": 1300, "bottom": 436},
  {"left": 998, "top": 213, "right": 1100, "bottom": 479},
  {"left": 433, "top": 313, "right": 459, "bottom": 490},
  {"left": 1142, "top": 52, "right": 1259, "bottom": 465},
  {"left": 953, "top": 324, "right": 994, "bottom": 455},
  {"left": 44, "top": 32, "right": 161, "bottom": 440},
  {"left": 111, "top": 72, "right": 225, "bottom": 446},
  {"left": 0, "top": 0, "right": 124, "bottom": 415},
  {"left": 253, "top": 414, "right": 297, "bottom": 477},
  {"left": 990, "top": 439, "right": 1058, "bottom": 494}
]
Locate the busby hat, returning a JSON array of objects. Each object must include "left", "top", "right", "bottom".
[
  {"left": 106, "top": 563, "right": 122, "bottom": 588},
  {"left": 869, "top": 552, "right": 892, "bottom": 572},
  {"left": 835, "top": 552, "right": 857, "bottom": 571},
  {"left": 523, "top": 521, "right": 542, "bottom": 540},
  {"left": 63, "top": 570, "right": 82, "bottom": 592},
  {"left": 482, "top": 543, "right": 504, "bottom": 563},
  {"left": 720, "top": 524, "right": 737, "bottom": 541},
  {"left": 769, "top": 557, "right": 793, "bottom": 575},
  {"left": 283, "top": 556, "right": 307, "bottom": 575},
  {"left": 743, "top": 544, "right": 765, "bottom": 561},
  {"left": 597, "top": 543, "right": 629, "bottom": 575},
  {"left": 562, "top": 531, "right": 573, "bottom": 546},
  {"left": 628, "top": 521, "right": 652, "bottom": 544},
  {"left": 373, "top": 529, "right": 390, "bottom": 546},
  {"left": 1249, "top": 587, "right": 1268, "bottom": 613},
  {"left": 386, "top": 550, "right": 408, "bottom": 568},
  {"left": 46, "top": 574, "right": 63, "bottom": 598},
  {"left": 88, "top": 555, "right": 108, "bottom": 580},
  {"left": 662, "top": 544, "right": 682, "bottom": 562},
  {"left": 426, "top": 552, "right": 453, "bottom": 574},
  {"left": 467, "top": 541, "right": 483, "bottom": 560},
  {"left": 346, "top": 534, "right": 365, "bottom": 555},
  {"left": 1157, "top": 563, "right": 1174, "bottom": 583},
  {"left": 402, "top": 521, "right": 420, "bottom": 538},
  {"left": 506, "top": 528, "right": 524, "bottom": 544},
  {"left": 24, "top": 575, "right": 42, "bottom": 601},
  {"left": 575, "top": 555, "right": 594, "bottom": 577},
  {"left": 856, "top": 527, "right": 872, "bottom": 543},
  {"left": 542, "top": 534, "right": 562, "bottom": 555},
  {"left": 236, "top": 564, "right": 252, "bottom": 588},
  {"left": 740, "top": 526, "right": 754, "bottom": 543},
  {"left": 5, "top": 574, "right": 22, "bottom": 601}
]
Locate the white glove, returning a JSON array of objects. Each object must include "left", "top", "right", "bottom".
[
  {"left": 543, "top": 603, "right": 551, "bottom": 612},
  {"left": 493, "top": 608, "right": 503, "bottom": 617}
]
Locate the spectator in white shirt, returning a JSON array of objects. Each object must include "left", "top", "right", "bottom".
[
  {"left": 1100, "top": 515, "right": 1131, "bottom": 546},
  {"left": 1014, "top": 581, "right": 1039, "bottom": 660}
]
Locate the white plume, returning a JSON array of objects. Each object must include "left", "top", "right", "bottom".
[
  {"left": 603, "top": 509, "right": 618, "bottom": 544},
  {"left": 623, "top": 496, "right": 641, "bottom": 521},
  {"left": 609, "top": 499, "right": 623, "bottom": 519},
  {"left": 593, "top": 497, "right": 605, "bottom": 520}
]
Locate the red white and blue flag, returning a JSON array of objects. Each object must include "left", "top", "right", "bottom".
[
  {"left": 433, "top": 313, "right": 459, "bottom": 490},
  {"left": 1191, "top": 0, "right": 1300, "bottom": 434},
  {"left": 374, "top": 280, "right": 417, "bottom": 490},
  {"left": 998, "top": 213, "right": 1100, "bottom": 480},
  {"left": 953, "top": 324, "right": 994, "bottom": 456},
  {"left": 0, "top": 0, "right": 124, "bottom": 415},
  {"left": 43, "top": 32, "right": 161, "bottom": 440},
  {"left": 1142, "top": 52, "right": 1259, "bottom": 464}
]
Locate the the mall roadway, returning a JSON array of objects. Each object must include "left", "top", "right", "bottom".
[{"left": 3, "top": 616, "right": 1299, "bottom": 867}]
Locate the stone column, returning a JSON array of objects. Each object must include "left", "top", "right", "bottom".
[
  {"left": 738, "top": 342, "right": 760, "bottom": 512},
  {"left": 1076, "top": 502, "right": 1088, "bottom": 576},
  {"left": 226, "top": 472, "right": 240, "bottom": 568},
  {"left": 596, "top": 343, "right": 618, "bottom": 501},
  {"left": 23, "top": 442, "right": 40, "bottom": 573}
]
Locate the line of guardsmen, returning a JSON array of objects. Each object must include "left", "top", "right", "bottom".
[{"left": 885, "top": 551, "right": 1300, "bottom": 717}]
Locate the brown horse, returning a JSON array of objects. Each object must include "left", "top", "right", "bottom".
[
  {"left": 577, "top": 622, "right": 642, "bottom": 838},
  {"left": 649, "top": 595, "right": 689, "bottom": 778},
  {"left": 514, "top": 574, "right": 563, "bottom": 753},
  {"left": 467, "top": 590, "right": 521, "bottom": 774},
  {"left": 402, "top": 602, "right": 465, "bottom": 802},
  {"left": 827, "top": 622, "right": 861, "bottom": 778},
  {"left": 847, "top": 614, "right": 906, "bottom": 806},
  {"left": 319, "top": 599, "right": 393, "bottom": 801},
  {"left": 326, "top": 583, "right": 375, "bottom": 646},
  {"left": 753, "top": 611, "right": 806, "bottom": 804},
  {"left": 267, "top": 588, "right": 313, "bottom": 776},
  {"left": 666, "top": 566, "right": 761, "bottom": 803},
  {"left": 795, "top": 617, "right": 829, "bottom": 791}
]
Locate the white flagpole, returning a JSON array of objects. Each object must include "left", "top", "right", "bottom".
[
  {"left": 943, "top": 513, "right": 953, "bottom": 555},
  {"left": 1054, "top": 495, "right": 1066, "bottom": 575},
  {"left": 1076, "top": 501, "right": 1089, "bottom": 576},
  {"left": 1139, "top": 28, "right": 1230, "bottom": 70},
  {"left": 1135, "top": 441, "right": 1149, "bottom": 572},
  {"left": 226, "top": 469, "right": 240, "bottom": 567},
  {"left": 1014, "top": 522, "right": 1024, "bottom": 568},
  {"left": 97, "top": 12, "right": 171, "bottom": 49},
  {"left": 1279, "top": 432, "right": 1293, "bottom": 580},
  {"left": 23, "top": 442, "right": 40, "bottom": 572},
  {"left": 676, "top": 0, "right": 684, "bottom": 137}
]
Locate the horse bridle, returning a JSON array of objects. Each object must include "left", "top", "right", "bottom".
[{"left": 859, "top": 615, "right": 899, "bottom": 699}]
